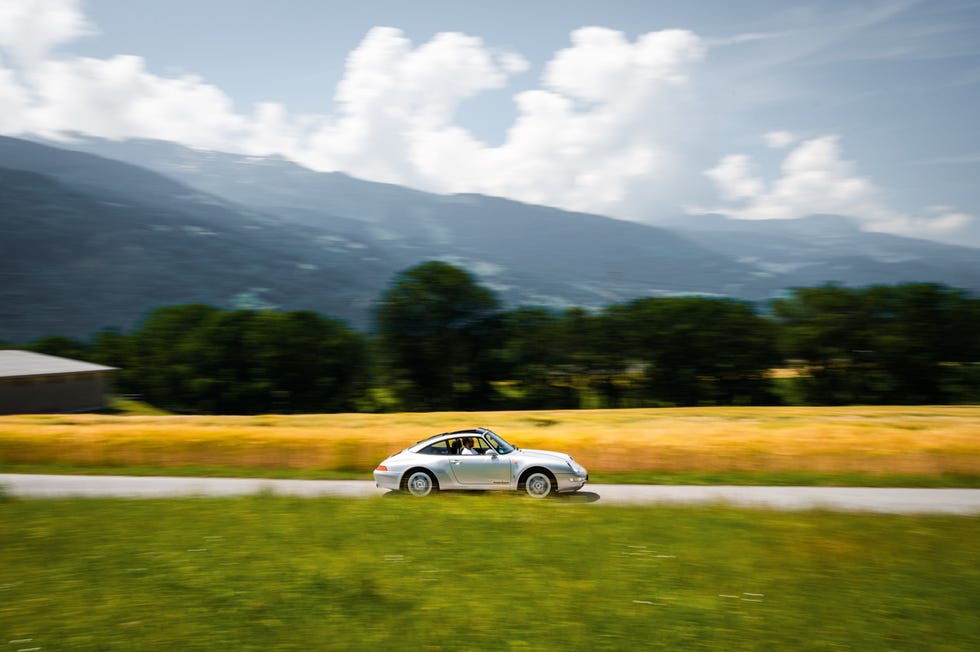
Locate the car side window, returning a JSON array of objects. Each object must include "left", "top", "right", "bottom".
[
  {"left": 472, "top": 438, "right": 492, "bottom": 455},
  {"left": 419, "top": 441, "right": 450, "bottom": 455}
]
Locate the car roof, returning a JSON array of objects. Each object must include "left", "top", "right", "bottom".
[{"left": 413, "top": 427, "right": 493, "bottom": 446}]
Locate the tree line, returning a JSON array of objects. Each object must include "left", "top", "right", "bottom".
[{"left": 12, "top": 261, "right": 980, "bottom": 413}]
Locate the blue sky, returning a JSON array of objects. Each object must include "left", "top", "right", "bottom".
[{"left": 2, "top": 0, "right": 979, "bottom": 246}]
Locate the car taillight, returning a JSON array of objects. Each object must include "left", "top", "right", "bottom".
[{"left": 376, "top": 465, "right": 388, "bottom": 471}]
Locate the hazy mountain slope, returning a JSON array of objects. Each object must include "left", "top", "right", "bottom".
[
  {"left": 11, "top": 137, "right": 766, "bottom": 307},
  {"left": 382, "top": 194, "right": 760, "bottom": 305},
  {"left": 40, "top": 136, "right": 435, "bottom": 222},
  {"left": 4, "top": 135, "right": 978, "bottom": 342},
  {"left": 59, "top": 136, "right": 980, "bottom": 299},
  {"left": 670, "top": 213, "right": 980, "bottom": 291},
  {"left": 0, "top": 166, "right": 392, "bottom": 341},
  {"left": 46, "top": 137, "right": 768, "bottom": 300},
  {"left": 1, "top": 137, "right": 755, "bottom": 341}
]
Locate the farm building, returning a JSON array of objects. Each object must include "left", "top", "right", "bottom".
[{"left": 0, "top": 350, "right": 118, "bottom": 414}]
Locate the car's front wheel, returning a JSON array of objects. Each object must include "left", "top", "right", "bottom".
[
  {"left": 403, "top": 470, "right": 437, "bottom": 497},
  {"left": 522, "top": 470, "right": 555, "bottom": 498}
]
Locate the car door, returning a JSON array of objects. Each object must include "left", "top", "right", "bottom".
[{"left": 449, "top": 438, "right": 512, "bottom": 486}]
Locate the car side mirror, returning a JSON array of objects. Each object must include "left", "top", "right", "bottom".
[{"left": 486, "top": 450, "right": 498, "bottom": 458}]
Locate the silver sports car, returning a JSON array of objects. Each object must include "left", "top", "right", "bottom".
[{"left": 373, "top": 427, "right": 588, "bottom": 498}]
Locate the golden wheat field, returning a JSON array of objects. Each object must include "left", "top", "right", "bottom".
[{"left": 1, "top": 406, "right": 978, "bottom": 477}]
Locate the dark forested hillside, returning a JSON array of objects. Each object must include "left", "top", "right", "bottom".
[{"left": 0, "top": 165, "right": 391, "bottom": 340}]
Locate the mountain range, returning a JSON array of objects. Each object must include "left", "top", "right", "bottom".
[{"left": 1, "top": 135, "right": 978, "bottom": 343}]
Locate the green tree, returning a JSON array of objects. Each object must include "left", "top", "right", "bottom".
[
  {"left": 89, "top": 329, "right": 131, "bottom": 371},
  {"left": 771, "top": 285, "right": 870, "bottom": 404},
  {"left": 27, "top": 336, "right": 89, "bottom": 360},
  {"left": 123, "top": 304, "right": 220, "bottom": 410},
  {"left": 376, "top": 261, "right": 501, "bottom": 410},
  {"left": 120, "top": 305, "right": 366, "bottom": 414},
  {"left": 496, "top": 307, "right": 578, "bottom": 408},
  {"left": 773, "top": 283, "right": 980, "bottom": 404},
  {"left": 611, "top": 297, "right": 779, "bottom": 406},
  {"left": 556, "top": 307, "right": 634, "bottom": 408},
  {"left": 241, "top": 310, "right": 367, "bottom": 413}
]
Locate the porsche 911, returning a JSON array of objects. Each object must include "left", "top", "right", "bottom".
[{"left": 373, "top": 427, "right": 588, "bottom": 497}]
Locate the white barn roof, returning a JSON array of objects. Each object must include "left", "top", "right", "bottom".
[{"left": 0, "top": 350, "right": 118, "bottom": 379}]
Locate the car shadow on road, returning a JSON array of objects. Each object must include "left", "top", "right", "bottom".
[
  {"left": 555, "top": 491, "right": 600, "bottom": 503},
  {"left": 380, "top": 490, "right": 601, "bottom": 502}
]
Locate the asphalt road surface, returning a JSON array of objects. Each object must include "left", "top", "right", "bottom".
[{"left": 3, "top": 474, "right": 979, "bottom": 514}]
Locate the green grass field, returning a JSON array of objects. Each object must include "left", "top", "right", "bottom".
[{"left": 1, "top": 495, "right": 977, "bottom": 651}]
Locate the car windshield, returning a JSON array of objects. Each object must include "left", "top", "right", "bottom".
[{"left": 483, "top": 430, "right": 515, "bottom": 454}]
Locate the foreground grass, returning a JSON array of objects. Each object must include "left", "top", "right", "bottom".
[
  {"left": 0, "top": 495, "right": 977, "bottom": 651},
  {"left": 1, "top": 406, "right": 978, "bottom": 486}
]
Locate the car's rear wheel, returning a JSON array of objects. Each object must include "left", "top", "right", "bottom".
[
  {"left": 403, "top": 469, "right": 437, "bottom": 497},
  {"left": 522, "top": 470, "right": 555, "bottom": 498}
]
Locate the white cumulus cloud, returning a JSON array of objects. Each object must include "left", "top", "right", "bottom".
[
  {"left": 0, "top": 66, "right": 31, "bottom": 132},
  {"left": 426, "top": 26, "right": 705, "bottom": 213},
  {"left": 0, "top": 0, "right": 93, "bottom": 66},
  {"left": 25, "top": 55, "right": 249, "bottom": 146},
  {"left": 702, "top": 134, "right": 975, "bottom": 237},
  {"left": 763, "top": 130, "right": 797, "bottom": 148},
  {"left": 0, "top": 5, "right": 705, "bottom": 218},
  {"left": 298, "top": 27, "right": 524, "bottom": 185},
  {"left": 0, "top": 1, "right": 974, "bottom": 245},
  {"left": 704, "top": 154, "right": 764, "bottom": 202},
  {"left": 293, "top": 25, "right": 704, "bottom": 217},
  {"left": 0, "top": 1, "right": 257, "bottom": 147}
]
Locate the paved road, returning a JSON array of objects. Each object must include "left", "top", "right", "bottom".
[{"left": 4, "top": 474, "right": 979, "bottom": 514}]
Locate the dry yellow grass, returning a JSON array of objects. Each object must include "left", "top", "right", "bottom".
[{"left": 1, "top": 406, "right": 978, "bottom": 477}]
